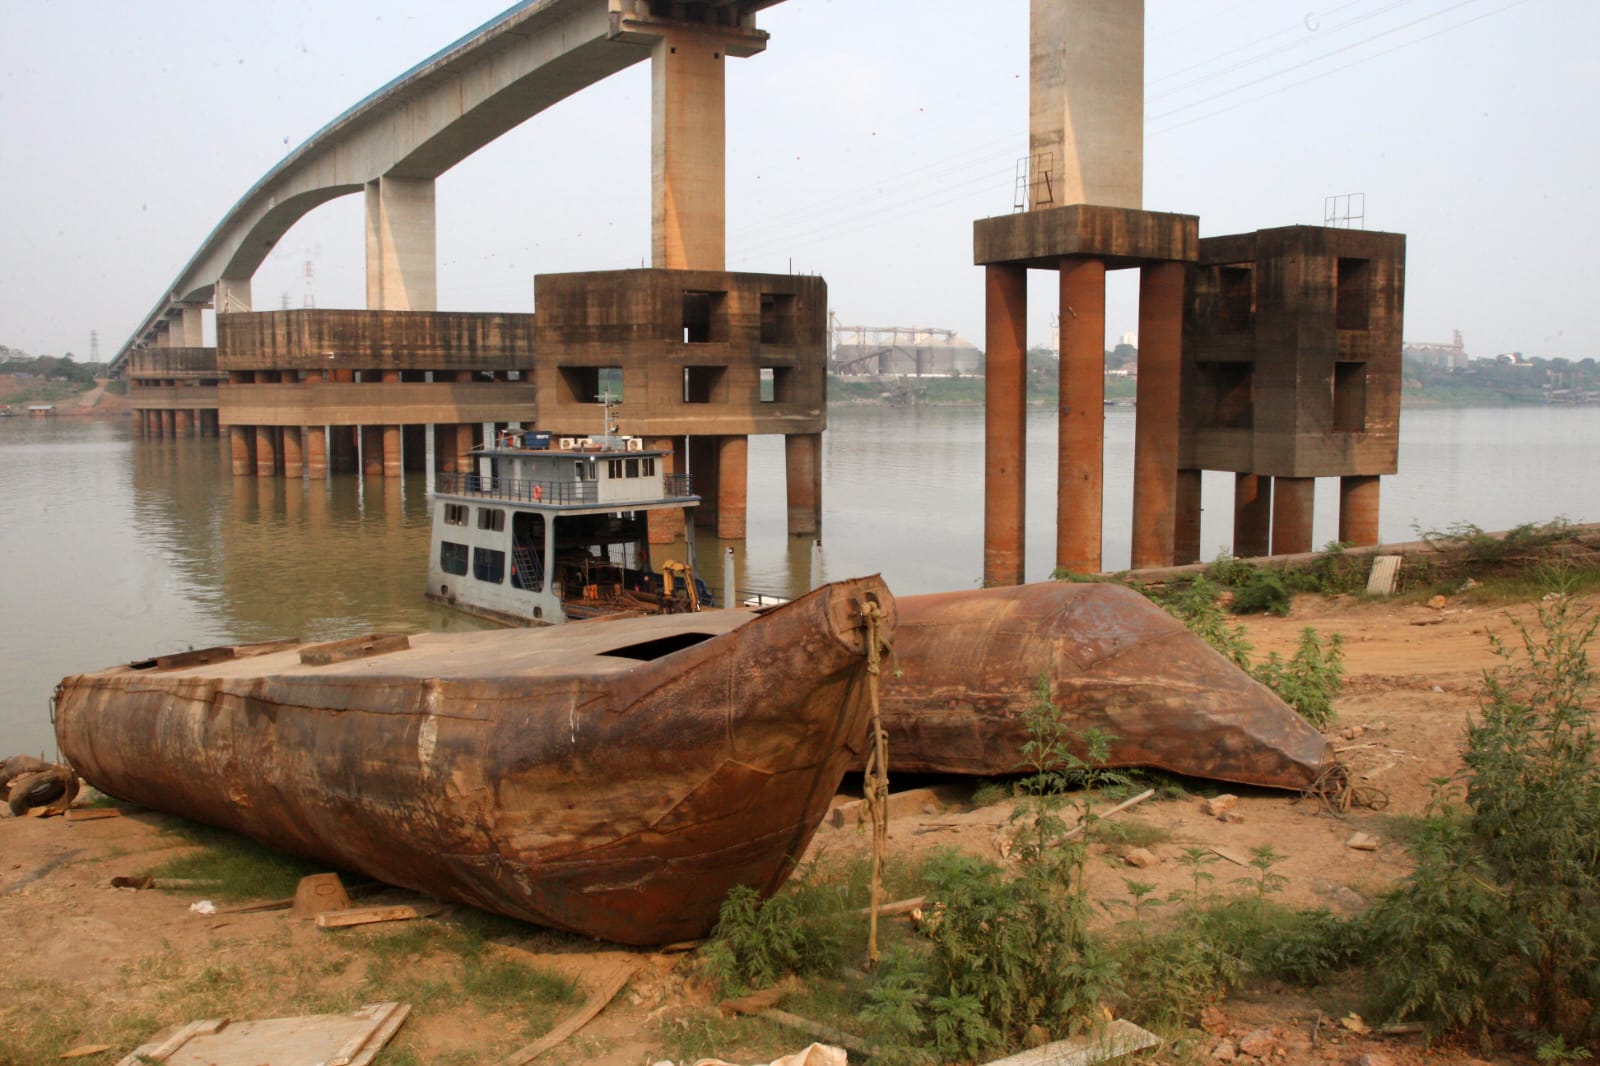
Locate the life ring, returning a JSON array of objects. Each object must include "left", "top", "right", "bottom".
[{"left": 532, "top": 484, "right": 543, "bottom": 502}]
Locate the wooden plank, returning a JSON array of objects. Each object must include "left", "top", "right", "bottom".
[
  {"left": 299, "top": 633, "right": 410, "bottom": 666},
  {"left": 315, "top": 905, "right": 419, "bottom": 929},
  {"left": 115, "top": 1018, "right": 227, "bottom": 1066},
  {"left": 496, "top": 959, "right": 640, "bottom": 1066},
  {"left": 1367, "top": 555, "right": 1402, "bottom": 595},
  {"left": 980, "top": 1019, "right": 1161, "bottom": 1066},
  {"left": 66, "top": 807, "right": 122, "bottom": 821},
  {"left": 756, "top": 1009, "right": 880, "bottom": 1061},
  {"left": 328, "top": 1002, "right": 410, "bottom": 1066}
]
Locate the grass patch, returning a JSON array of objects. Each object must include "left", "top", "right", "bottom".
[{"left": 143, "top": 821, "right": 330, "bottom": 901}]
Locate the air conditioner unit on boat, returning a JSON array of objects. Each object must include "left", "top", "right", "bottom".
[
  {"left": 558, "top": 437, "right": 577, "bottom": 451},
  {"left": 625, "top": 438, "right": 644, "bottom": 452}
]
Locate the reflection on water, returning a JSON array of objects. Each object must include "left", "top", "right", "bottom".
[{"left": 3, "top": 405, "right": 1598, "bottom": 757}]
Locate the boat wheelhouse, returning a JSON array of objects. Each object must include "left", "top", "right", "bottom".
[{"left": 426, "top": 420, "right": 703, "bottom": 627}]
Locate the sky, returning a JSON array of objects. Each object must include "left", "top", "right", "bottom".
[{"left": 2, "top": 0, "right": 1596, "bottom": 364}]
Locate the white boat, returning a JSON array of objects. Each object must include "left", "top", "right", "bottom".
[{"left": 427, "top": 399, "right": 709, "bottom": 627}]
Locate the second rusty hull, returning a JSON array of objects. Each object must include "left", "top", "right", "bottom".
[
  {"left": 54, "top": 577, "right": 893, "bottom": 946},
  {"left": 881, "top": 583, "right": 1331, "bottom": 789}
]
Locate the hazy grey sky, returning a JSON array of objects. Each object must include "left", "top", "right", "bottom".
[{"left": 2, "top": 0, "right": 1594, "bottom": 363}]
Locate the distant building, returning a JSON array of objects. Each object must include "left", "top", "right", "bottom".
[
  {"left": 1403, "top": 328, "right": 1469, "bottom": 370},
  {"left": 832, "top": 325, "right": 982, "bottom": 377}
]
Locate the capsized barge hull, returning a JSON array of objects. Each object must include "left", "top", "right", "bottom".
[
  {"left": 882, "top": 583, "right": 1331, "bottom": 789},
  {"left": 55, "top": 578, "right": 893, "bottom": 946}
]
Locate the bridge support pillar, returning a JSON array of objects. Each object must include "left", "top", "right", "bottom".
[
  {"left": 1131, "top": 261, "right": 1184, "bottom": 570},
  {"left": 1271, "top": 476, "right": 1315, "bottom": 556},
  {"left": 1057, "top": 257, "right": 1105, "bottom": 575},
  {"left": 983, "top": 263, "right": 1027, "bottom": 588},
  {"left": 282, "top": 426, "right": 304, "bottom": 479},
  {"left": 1233, "top": 474, "right": 1272, "bottom": 558},
  {"left": 1339, "top": 475, "right": 1381, "bottom": 547},
  {"left": 716, "top": 435, "right": 748, "bottom": 541},
  {"left": 647, "top": 436, "right": 687, "bottom": 545},
  {"left": 216, "top": 277, "right": 252, "bottom": 314},
  {"left": 255, "top": 426, "right": 279, "bottom": 478},
  {"left": 305, "top": 427, "right": 327, "bottom": 480},
  {"left": 160, "top": 410, "right": 175, "bottom": 438},
  {"left": 1175, "top": 468, "right": 1203, "bottom": 565},
  {"left": 785, "top": 433, "right": 822, "bottom": 539},
  {"left": 230, "top": 426, "right": 254, "bottom": 475},
  {"left": 175, "top": 410, "right": 193, "bottom": 438},
  {"left": 652, "top": 28, "right": 725, "bottom": 271},
  {"left": 383, "top": 426, "right": 403, "bottom": 478},
  {"left": 365, "top": 176, "right": 437, "bottom": 311}
]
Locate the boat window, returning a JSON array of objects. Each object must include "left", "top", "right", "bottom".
[
  {"left": 642, "top": 457, "right": 656, "bottom": 476},
  {"left": 575, "top": 461, "right": 588, "bottom": 481},
  {"left": 478, "top": 508, "right": 506, "bottom": 532},
  {"left": 444, "top": 504, "right": 468, "bottom": 527},
  {"left": 625, "top": 458, "right": 639, "bottom": 478},
  {"left": 440, "top": 541, "right": 468, "bottom": 576},
  {"left": 473, "top": 547, "right": 506, "bottom": 584},
  {"left": 607, "top": 459, "right": 624, "bottom": 479},
  {"left": 599, "top": 632, "right": 717, "bottom": 662}
]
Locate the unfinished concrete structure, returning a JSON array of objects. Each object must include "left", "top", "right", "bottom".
[
  {"left": 120, "top": 0, "right": 818, "bottom": 542},
  {"left": 1181, "top": 226, "right": 1406, "bottom": 558},
  {"left": 977, "top": 0, "right": 1404, "bottom": 583},
  {"left": 127, "top": 348, "right": 223, "bottom": 440}
]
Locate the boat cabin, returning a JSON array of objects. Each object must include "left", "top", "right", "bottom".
[{"left": 426, "top": 427, "right": 704, "bottom": 626}]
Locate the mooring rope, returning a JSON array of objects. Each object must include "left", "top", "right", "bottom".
[{"left": 861, "top": 600, "right": 890, "bottom": 970}]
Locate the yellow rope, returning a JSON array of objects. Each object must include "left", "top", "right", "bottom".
[{"left": 861, "top": 601, "right": 889, "bottom": 970}]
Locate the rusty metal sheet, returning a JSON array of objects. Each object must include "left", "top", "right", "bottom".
[
  {"left": 55, "top": 578, "right": 894, "bottom": 946},
  {"left": 880, "top": 583, "right": 1332, "bottom": 790}
]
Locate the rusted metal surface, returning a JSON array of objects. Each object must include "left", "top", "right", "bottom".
[
  {"left": 55, "top": 577, "right": 894, "bottom": 946},
  {"left": 880, "top": 583, "right": 1332, "bottom": 790}
]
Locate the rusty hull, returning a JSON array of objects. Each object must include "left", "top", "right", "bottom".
[
  {"left": 882, "top": 583, "right": 1332, "bottom": 789},
  {"left": 55, "top": 577, "right": 893, "bottom": 946}
]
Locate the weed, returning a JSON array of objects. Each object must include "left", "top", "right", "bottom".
[
  {"left": 1092, "top": 817, "right": 1172, "bottom": 851},
  {"left": 1251, "top": 628, "right": 1345, "bottom": 728},
  {"left": 1365, "top": 575, "right": 1600, "bottom": 1044},
  {"left": 970, "top": 780, "right": 1013, "bottom": 807},
  {"left": 701, "top": 881, "right": 848, "bottom": 996}
]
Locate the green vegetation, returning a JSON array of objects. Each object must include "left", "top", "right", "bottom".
[
  {"left": 1363, "top": 575, "right": 1600, "bottom": 1053},
  {"left": 1404, "top": 355, "right": 1600, "bottom": 408},
  {"left": 142, "top": 821, "right": 331, "bottom": 901}
]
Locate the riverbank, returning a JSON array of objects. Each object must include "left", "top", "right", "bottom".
[{"left": 4, "top": 566, "right": 1594, "bottom": 1063}]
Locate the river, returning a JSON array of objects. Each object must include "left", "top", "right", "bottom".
[{"left": 3, "top": 404, "right": 1597, "bottom": 757}]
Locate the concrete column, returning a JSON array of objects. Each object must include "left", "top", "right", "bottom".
[
  {"left": 689, "top": 436, "right": 720, "bottom": 530},
  {"left": 305, "top": 427, "right": 328, "bottom": 480},
  {"left": 173, "top": 303, "right": 206, "bottom": 347},
  {"left": 983, "top": 263, "right": 1028, "bottom": 587},
  {"left": 1057, "top": 257, "right": 1106, "bottom": 574},
  {"left": 651, "top": 28, "right": 725, "bottom": 271},
  {"left": 254, "top": 426, "right": 279, "bottom": 478},
  {"left": 1130, "top": 260, "right": 1184, "bottom": 569},
  {"left": 1175, "top": 468, "right": 1202, "bottom": 566},
  {"left": 215, "top": 277, "right": 252, "bottom": 314},
  {"left": 716, "top": 435, "right": 748, "bottom": 540},
  {"left": 362, "top": 425, "right": 385, "bottom": 478},
  {"left": 1339, "top": 475, "right": 1381, "bottom": 547},
  {"left": 456, "top": 423, "right": 482, "bottom": 477},
  {"left": 364, "top": 176, "right": 437, "bottom": 310},
  {"left": 1029, "top": 0, "right": 1144, "bottom": 210},
  {"left": 1233, "top": 474, "right": 1272, "bottom": 558},
  {"left": 383, "top": 425, "right": 403, "bottom": 478},
  {"left": 330, "top": 426, "right": 358, "bottom": 475},
  {"left": 174, "top": 409, "right": 193, "bottom": 438},
  {"left": 282, "top": 426, "right": 304, "bottom": 479},
  {"left": 1271, "top": 476, "right": 1316, "bottom": 556},
  {"left": 160, "top": 410, "right": 175, "bottom": 438},
  {"left": 646, "top": 435, "right": 687, "bottom": 545},
  {"left": 784, "top": 433, "right": 822, "bottom": 538},
  {"left": 230, "top": 426, "right": 255, "bottom": 476}
]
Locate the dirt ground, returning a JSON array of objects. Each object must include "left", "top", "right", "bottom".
[{"left": 1, "top": 589, "right": 1585, "bottom": 1066}]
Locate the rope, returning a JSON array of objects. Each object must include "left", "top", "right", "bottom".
[
  {"left": 861, "top": 600, "right": 890, "bottom": 971},
  {"left": 1300, "top": 762, "right": 1389, "bottom": 815}
]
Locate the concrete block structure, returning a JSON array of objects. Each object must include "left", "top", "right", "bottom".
[
  {"left": 1181, "top": 226, "right": 1406, "bottom": 557},
  {"left": 127, "top": 348, "right": 224, "bottom": 440}
]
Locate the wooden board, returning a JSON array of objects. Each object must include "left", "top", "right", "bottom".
[
  {"left": 980, "top": 1019, "right": 1161, "bottom": 1066},
  {"left": 116, "top": 1002, "right": 408, "bottom": 1066}
]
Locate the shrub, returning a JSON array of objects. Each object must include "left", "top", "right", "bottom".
[
  {"left": 701, "top": 881, "right": 848, "bottom": 996},
  {"left": 1365, "top": 579, "right": 1600, "bottom": 1046},
  {"left": 1251, "top": 628, "right": 1345, "bottom": 728}
]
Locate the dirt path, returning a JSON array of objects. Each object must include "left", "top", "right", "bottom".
[{"left": 2, "top": 589, "right": 1590, "bottom": 1065}]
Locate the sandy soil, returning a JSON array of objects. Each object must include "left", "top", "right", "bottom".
[{"left": 1, "top": 589, "right": 1587, "bottom": 1065}]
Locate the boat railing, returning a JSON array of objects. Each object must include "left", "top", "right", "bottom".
[
  {"left": 435, "top": 472, "right": 598, "bottom": 506},
  {"left": 665, "top": 473, "right": 693, "bottom": 497}
]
